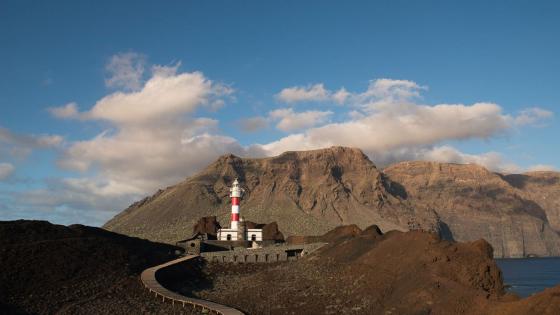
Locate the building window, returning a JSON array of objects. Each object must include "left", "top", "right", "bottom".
[
  {"left": 251, "top": 234, "right": 257, "bottom": 241},
  {"left": 226, "top": 234, "right": 231, "bottom": 241}
]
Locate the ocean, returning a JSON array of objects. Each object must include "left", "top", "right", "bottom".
[{"left": 496, "top": 257, "right": 560, "bottom": 298}]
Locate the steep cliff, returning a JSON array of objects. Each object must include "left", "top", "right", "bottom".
[
  {"left": 502, "top": 171, "right": 560, "bottom": 232},
  {"left": 104, "top": 147, "right": 440, "bottom": 243},
  {"left": 384, "top": 161, "right": 560, "bottom": 258}
]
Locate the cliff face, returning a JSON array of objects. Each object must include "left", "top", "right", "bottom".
[
  {"left": 502, "top": 172, "right": 560, "bottom": 232},
  {"left": 384, "top": 161, "right": 560, "bottom": 258},
  {"left": 104, "top": 147, "right": 440, "bottom": 243},
  {"left": 104, "top": 147, "right": 560, "bottom": 258}
]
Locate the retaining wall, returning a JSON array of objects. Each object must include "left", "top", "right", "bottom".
[{"left": 140, "top": 255, "right": 244, "bottom": 315}]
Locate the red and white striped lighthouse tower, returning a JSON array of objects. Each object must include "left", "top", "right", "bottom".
[{"left": 229, "top": 178, "right": 244, "bottom": 230}]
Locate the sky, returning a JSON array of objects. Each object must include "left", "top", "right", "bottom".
[{"left": 0, "top": 0, "right": 558, "bottom": 226}]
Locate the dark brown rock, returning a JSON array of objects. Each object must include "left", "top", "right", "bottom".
[{"left": 192, "top": 216, "right": 221, "bottom": 236}]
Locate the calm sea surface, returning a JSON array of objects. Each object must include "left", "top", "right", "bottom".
[{"left": 496, "top": 257, "right": 560, "bottom": 298}]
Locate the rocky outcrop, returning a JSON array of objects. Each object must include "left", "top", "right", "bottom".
[
  {"left": 104, "top": 147, "right": 439, "bottom": 244},
  {"left": 384, "top": 161, "right": 560, "bottom": 258},
  {"left": 192, "top": 216, "right": 221, "bottom": 236}
]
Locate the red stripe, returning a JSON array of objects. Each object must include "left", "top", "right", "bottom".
[
  {"left": 231, "top": 197, "right": 240, "bottom": 205},
  {"left": 231, "top": 213, "right": 239, "bottom": 221}
]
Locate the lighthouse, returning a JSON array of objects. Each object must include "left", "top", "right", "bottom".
[
  {"left": 229, "top": 178, "right": 243, "bottom": 230},
  {"left": 216, "top": 178, "right": 263, "bottom": 243}
]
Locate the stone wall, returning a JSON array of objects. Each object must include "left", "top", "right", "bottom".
[{"left": 201, "top": 243, "right": 326, "bottom": 263}]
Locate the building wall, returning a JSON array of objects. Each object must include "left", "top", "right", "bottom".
[
  {"left": 217, "top": 228, "right": 239, "bottom": 241},
  {"left": 247, "top": 229, "right": 263, "bottom": 241},
  {"left": 217, "top": 228, "right": 263, "bottom": 241}
]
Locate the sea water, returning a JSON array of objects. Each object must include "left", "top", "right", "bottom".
[{"left": 496, "top": 257, "right": 560, "bottom": 298}]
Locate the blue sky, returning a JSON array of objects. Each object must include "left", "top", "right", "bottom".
[{"left": 0, "top": 0, "right": 558, "bottom": 226}]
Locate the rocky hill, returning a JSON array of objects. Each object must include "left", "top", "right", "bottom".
[
  {"left": 104, "top": 147, "right": 560, "bottom": 258},
  {"left": 0, "top": 220, "right": 198, "bottom": 315},
  {"left": 183, "top": 226, "right": 560, "bottom": 315}
]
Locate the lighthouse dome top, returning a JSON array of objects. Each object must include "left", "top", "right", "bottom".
[{"left": 229, "top": 178, "right": 244, "bottom": 198}]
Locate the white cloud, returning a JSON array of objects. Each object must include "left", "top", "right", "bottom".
[
  {"left": 48, "top": 102, "right": 79, "bottom": 119},
  {"left": 332, "top": 88, "right": 350, "bottom": 104},
  {"left": 56, "top": 62, "right": 242, "bottom": 196},
  {"left": 260, "top": 79, "right": 553, "bottom": 173},
  {"left": 514, "top": 107, "right": 554, "bottom": 126},
  {"left": 526, "top": 164, "right": 557, "bottom": 172},
  {"left": 0, "top": 126, "right": 63, "bottom": 162},
  {"left": 261, "top": 101, "right": 511, "bottom": 156},
  {"left": 105, "top": 52, "right": 146, "bottom": 91},
  {"left": 0, "top": 163, "right": 14, "bottom": 181},
  {"left": 414, "top": 146, "right": 521, "bottom": 173},
  {"left": 276, "top": 84, "right": 330, "bottom": 103},
  {"left": 276, "top": 79, "right": 425, "bottom": 106},
  {"left": 269, "top": 108, "right": 333, "bottom": 132}
]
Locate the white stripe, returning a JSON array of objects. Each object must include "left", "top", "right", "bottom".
[{"left": 231, "top": 205, "right": 239, "bottom": 213}]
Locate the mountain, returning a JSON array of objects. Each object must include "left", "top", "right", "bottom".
[
  {"left": 104, "top": 146, "right": 560, "bottom": 258},
  {"left": 384, "top": 161, "right": 560, "bottom": 258},
  {"left": 104, "top": 147, "right": 441, "bottom": 243}
]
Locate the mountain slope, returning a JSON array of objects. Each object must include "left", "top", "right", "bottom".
[{"left": 104, "top": 147, "right": 440, "bottom": 243}]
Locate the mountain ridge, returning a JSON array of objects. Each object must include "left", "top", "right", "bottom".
[{"left": 104, "top": 146, "right": 560, "bottom": 258}]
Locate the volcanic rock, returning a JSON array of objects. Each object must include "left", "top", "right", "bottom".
[{"left": 192, "top": 216, "right": 221, "bottom": 236}]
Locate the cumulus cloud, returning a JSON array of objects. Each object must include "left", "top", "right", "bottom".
[
  {"left": 48, "top": 102, "right": 79, "bottom": 119},
  {"left": 276, "top": 79, "right": 425, "bottom": 106},
  {"left": 261, "top": 79, "right": 553, "bottom": 173},
  {"left": 105, "top": 52, "right": 146, "bottom": 91},
  {"left": 0, "top": 163, "right": 14, "bottom": 181},
  {"left": 514, "top": 107, "right": 554, "bottom": 126},
  {"left": 269, "top": 108, "right": 333, "bottom": 132},
  {"left": 55, "top": 59, "right": 244, "bottom": 199},
  {"left": 261, "top": 101, "right": 511, "bottom": 156},
  {"left": 276, "top": 84, "right": 330, "bottom": 103},
  {"left": 414, "top": 146, "right": 521, "bottom": 173}
]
